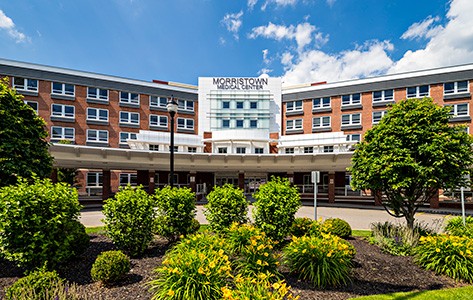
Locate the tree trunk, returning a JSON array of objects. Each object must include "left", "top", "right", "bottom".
[{"left": 405, "top": 212, "right": 415, "bottom": 230}]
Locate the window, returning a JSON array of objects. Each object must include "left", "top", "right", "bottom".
[
  {"left": 373, "top": 89, "right": 394, "bottom": 102},
  {"left": 444, "top": 81, "right": 468, "bottom": 95},
  {"left": 323, "top": 146, "right": 334, "bottom": 153},
  {"left": 286, "top": 119, "right": 303, "bottom": 131},
  {"left": 342, "top": 93, "right": 361, "bottom": 106},
  {"left": 87, "top": 108, "right": 108, "bottom": 122},
  {"left": 188, "top": 147, "right": 197, "bottom": 153},
  {"left": 87, "top": 87, "right": 108, "bottom": 100},
  {"left": 218, "top": 147, "right": 228, "bottom": 153},
  {"left": 236, "top": 120, "right": 244, "bottom": 128},
  {"left": 254, "top": 148, "right": 264, "bottom": 154},
  {"left": 287, "top": 100, "right": 303, "bottom": 112},
  {"left": 150, "top": 114, "right": 168, "bottom": 128},
  {"left": 120, "top": 173, "right": 137, "bottom": 186},
  {"left": 250, "top": 120, "right": 258, "bottom": 128},
  {"left": 250, "top": 101, "right": 258, "bottom": 109},
  {"left": 372, "top": 111, "right": 388, "bottom": 124},
  {"left": 52, "top": 82, "right": 74, "bottom": 96},
  {"left": 236, "top": 101, "right": 244, "bottom": 109},
  {"left": 304, "top": 147, "right": 314, "bottom": 153},
  {"left": 120, "top": 111, "right": 140, "bottom": 125},
  {"left": 346, "top": 134, "right": 361, "bottom": 142},
  {"left": 51, "top": 126, "right": 74, "bottom": 140},
  {"left": 407, "top": 85, "right": 429, "bottom": 98},
  {"left": 178, "top": 99, "right": 194, "bottom": 111},
  {"left": 177, "top": 118, "right": 194, "bottom": 130},
  {"left": 24, "top": 100, "right": 38, "bottom": 113},
  {"left": 236, "top": 147, "right": 246, "bottom": 154},
  {"left": 222, "top": 119, "right": 230, "bottom": 128},
  {"left": 119, "top": 132, "right": 137, "bottom": 144},
  {"left": 87, "top": 172, "right": 103, "bottom": 187},
  {"left": 13, "top": 77, "right": 38, "bottom": 92},
  {"left": 285, "top": 148, "right": 295, "bottom": 154},
  {"left": 87, "top": 129, "right": 108, "bottom": 143},
  {"left": 222, "top": 101, "right": 230, "bottom": 109},
  {"left": 51, "top": 104, "right": 75, "bottom": 119},
  {"left": 341, "top": 113, "right": 361, "bottom": 126},
  {"left": 120, "top": 91, "right": 139, "bottom": 105},
  {"left": 312, "top": 116, "right": 331, "bottom": 128},
  {"left": 150, "top": 96, "right": 168, "bottom": 108},
  {"left": 149, "top": 145, "right": 159, "bottom": 151},
  {"left": 313, "top": 97, "right": 331, "bottom": 109},
  {"left": 172, "top": 146, "right": 179, "bottom": 152},
  {"left": 448, "top": 103, "right": 469, "bottom": 117}
]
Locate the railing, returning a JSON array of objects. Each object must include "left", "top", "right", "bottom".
[
  {"left": 85, "top": 186, "right": 102, "bottom": 196},
  {"left": 335, "top": 186, "right": 362, "bottom": 196},
  {"left": 296, "top": 184, "right": 328, "bottom": 194}
]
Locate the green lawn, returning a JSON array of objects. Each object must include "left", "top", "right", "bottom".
[
  {"left": 85, "top": 226, "right": 106, "bottom": 235},
  {"left": 352, "top": 229, "right": 371, "bottom": 238},
  {"left": 350, "top": 286, "right": 473, "bottom": 300}
]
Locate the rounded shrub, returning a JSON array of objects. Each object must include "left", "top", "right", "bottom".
[
  {"left": 445, "top": 216, "right": 473, "bottom": 238},
  {"left": 149, "top": 233, "right": 232, "bottom": 300},
  {"left": 154, "top": 186, "right": 197, "bottom": 241},
  {"left": 283, "top": 234, "right": 356, "bottom": 288},
  {"left": 323, "top": 218, "right": 352, "bottom": 238},
  {"left": 253, "top": 177, "right": 301, "bottom": 243},
  {"left": 91, "top": 250, "right": 131, "bottom": 285},
  {"left": 290, "top": 217, "right": 316, "bottom": 237},
  {"left": 415, "top": 234, "right": 473, "bottom": 282},
  {"left": 103, "top": 185, "right": 155, "bottom": 257},
  {"left": 225, "top": 223, "right": 264, "bottom": 255},
  {"left": 0, "top": 178, "right": 85, "bottom": 269},
  {"left": 204, "top": 184, "right": 248, "bottom": 233},
  {"left": 6, "top": 268, "right": 63, "bottom": 300}
]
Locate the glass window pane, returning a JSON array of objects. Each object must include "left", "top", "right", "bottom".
[
  {"left": 419, "top": 85, "right": 429, "bottom": 96},
  {"left": 407, "top": 87, "right": 416, "bottom": 97},
  {"left": 444, "top": 82, "right": 455, "bottom": 93},
  {"left": 458, "top": 81, "right": 468, "bottom": 92}
]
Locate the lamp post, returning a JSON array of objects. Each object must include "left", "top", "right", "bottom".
[{"left": 167, "top": 97, "right": 178, "bottom": 188}]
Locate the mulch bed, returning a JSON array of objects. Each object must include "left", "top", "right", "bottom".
[{"left": 0, "top": 235, "right": 467, "bottom": 299}]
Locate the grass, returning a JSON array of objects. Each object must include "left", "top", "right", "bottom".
[
  {"left": 349, "top": 286, "right": 473, "bottom": 300},
  {"left": 352, "top": 230, "right": 371, "bottom": 238},
  {"left": 85, "top": 226, "right": 106, "bottom": 235}
]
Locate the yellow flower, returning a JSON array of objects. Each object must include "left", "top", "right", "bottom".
[
  {"left": 218, "top": 249, "right": 224, "bottom": 256},
  {"left": 264, "top": 252, "right": 269, "bottom": 257},
  {"left": 198, "top": 267, "right": 205, "bottom": 274},
  {"left": 327, "top": 251, "right": 332, "bottom": 257},
  {"left": 302, "top": 249, "right": 307, "bottom": 254},
  {"left": 272, "top": 282, "right": 280, "bottom": 289},
  {"left": 209, "top": 261, "right": 216, "bottom": 268},
  {"left": 167, "top": 289, "right": 175, "bottom": 296},
  {"left": 436, "top": 248, "right": 441, "bottom": 253},
  {"left": 257, "top": 259, "right": 262, "bottom": 265}
]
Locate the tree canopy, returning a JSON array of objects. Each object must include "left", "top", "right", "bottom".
[
  {"left": 350, "top": 97, "right": 473, "bottom": 228},
  {"left": 0, "top": 78, "right": 52, "bottom": 186}
]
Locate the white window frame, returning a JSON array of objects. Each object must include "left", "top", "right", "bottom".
[
  {"left": 313, "top": 97, "right": 331, "bottom": 109},
  {"left": 448, "top": 103, "right": 469, "bottom": 117},
  {"left": 24, "top": 100, "right": 38, "bottom": 113},
  {"left": 119, "top": 132, "right": 137, "bottom": 144},
  {"left": 236, "top": 147, "right": 246, "bottom": 154},
  {"left": 312, "top": 116, "right": 331, "bottom": 128},
  {"left": 444, "top": 81, "right": 469, "bottom": 95},
  {"left": 86, "top": 107, "right": 109, "bottom": 122},
  {"left": 52, "top": 82, "right": 75, "bottom": 96},
  {"left": 87, "top": 172, "right": 103, "bottom": 187},
  {"left": 149, "top": 144, "right": 160, "bottom": 151},
  {"left": 407, "top": 85, "right": 429, "bottom": 98},
  {"left": 222, "top": 101, "right": 230, "bottom": 109},
  {"left": 51, "top": 104, "right": 75, "bottom": 119},
  {"left": 120, "top": 91, "right": 140, "bottom": 105},
  {"left": 222, "top": 119, "right": 230, "bottom": 128},
  {"left": 150, "top": 114, "right": 168, "bottom": 128},
  {"left": 286, "top": 119, "right": 303, "bottom": 131},
  {"left": 250, "top": 101, "right": 258, "bottom": 109},
  {"left": 120, "top": 111, "right": 140, "bottom": 125},
  {"left": 150, "top": 96, "right": 168, "bottom": 108},
  {"left": 13, "top": 77, "right": 38, "bottom": 92},
  {"left": 188, "top": 147, "right": 197, "bottom": 153},
  {"left": 285, "top": 148, "right": 295, "bottom": 154},
  {"left": 218, "top": 147, "right": 228, "bottom": 153},
  {"left": 178, "top": 99, "right": 194, "bottom": 112},
  {"left": 341, "top": 113, "right": 361, "bottom": 126},
  {"left": 87, "top": 87, "right": 109, "bottom": 101},
  {"left": 304, "top": 147, "right": 314, "bottom": 153},
  {"left": 287, "top": 100, "right": 303, "bottom": 112},
  {"left": 87, "top": 129, "right": 109, "bottom": 143},
  {"left": 119, "top": 173, "right": 137, "bottom": 186},
  {"left": 372, "top": 89, "right": 394, "bottom": 102},
  {"left": 177, "top": 117, "right": 194, "bottom": 130},
  {"left": 254, "top": 147, "right": 264, "bottom": 154},
  {"left": 250, "top": 119, "right": 258, "bottom": 128},
  {"left": 236, "top": 119, "right": 244, "bottom": 128},
  {"left": 346, "top": 134, "right": 361, "bottom": 142},
  {"left": 51, "top": 126, "right": 75, "bottom": 141},
  {"left": 372, "top": 111, "right": 388, "bottom": 124},
  {"left": 341, "top": 93, "right": 361, "bottom": 106},
  {"left": 323, "top": 146, "right": 334, "bottom": 153}
]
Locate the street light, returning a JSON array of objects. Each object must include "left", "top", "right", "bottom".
[{"left": 167, "top": 97, "right": 178, "bottom": 188}]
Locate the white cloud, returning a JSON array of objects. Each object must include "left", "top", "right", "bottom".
[
  {"left": 262, "top": 49, "right": 270, "bottom": 64},
  {"left": 0, "top": 10, "right": 28, "bottom": 43},
  {"left": 326, "top": 0, "right": 336, "bottom": 7},
  {"left": 258, "top": 68, "right": 273, "bottom": 76},
  {"left": 221, "top": 11, "right": 244, "bottom": 40},
  {"left": 261, "top": 0, "right": 298, "bottom": 11},
  {"left": 390, "top": 0, "right": 473, "bottom": 73},
  {"left": 401, "top": 15, "right": 443, "bottom": 40},
  {"left": 247, "top": 0, "right": 258, "bottom": 10}
]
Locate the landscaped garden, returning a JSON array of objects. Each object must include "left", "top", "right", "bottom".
[{"left": 1, "top": 178, "right": 472, "bottom": 299}]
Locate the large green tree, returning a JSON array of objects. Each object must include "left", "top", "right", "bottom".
[
  {"left": 0, "top": 78, "right": 52, "bottom": 186},
  {"left": 350, "top": 97, "right": 473, "bottom": 228}
]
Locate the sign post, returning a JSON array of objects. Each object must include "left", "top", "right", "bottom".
[{"left": 311, "top": 171, "right": 320, "bottom": 220}]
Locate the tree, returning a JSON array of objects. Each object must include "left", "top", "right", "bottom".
[
  {"left": 350, "top": 97, "right": 473, "bottom": 229},
  {"left": 0, "top": 78, "right": 52, "bottom": 186}
]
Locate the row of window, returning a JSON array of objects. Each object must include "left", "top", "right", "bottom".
[
  {"left": 221, "top": 101, "right": 258, "bottom": 109},
  {"left": 148, "top": 145, "right": 197, "bottom": 153},
  {"left": 285, "top": 146, "right": 335, "bottom": 154},
  {"left": 13, "top": 77, "right": 195, "bottom": 111},
  {"left": 221, "top": 119, "right": 259, "bottom": 129},
  {"left": 87, "top": 172, "right": 184, "bottom": 187},
  {"left": 217, "top": 147, "right": 264, "bottom": 154}
]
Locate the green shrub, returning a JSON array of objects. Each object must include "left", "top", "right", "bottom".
[
  {"left": 225, "top": 223, "right": 264, "bottom": 255},
  {"left": 0, "top": 178, "right": 85, "bottom": 269},
  {"left": 415, "top": 234, "right": 473, "bottom": 282},
  {"left": 370, "top": 222, "right": 423, "bottom": 256},
  {"left": 323, "top": 218, "right": 352, "bottom": 238},
  {"left": 204, "top": 184, "right": 248, "bottom": 233},
  {"left": 149, "top": 233, "right": 232, "bottom": 300},
  {"left": 103, "top": 185, "right": 155, "bottom": 257},
  {"left": 290, "top": 217, "right": 315, "bottom": 237},
  {"left": 283, "top": 234, "right": 355, "bottom": 288},
  {"left": 91, "top": 250, "right": 131, "bottom": 285},
  {"left": 154, "top": 186, "right": 196, "bottom": 241},
  {"left": 445, "top": 216, "right": 473, "bottom": 237},
  {"left": 253, "top": 177, "right": 301, "bottom": 243},
  {"left": 221, "top": 272, "right": 297, "bottom": 300},
  {"left": 189, "top": 218, "right": 201, "bottom": 234}
]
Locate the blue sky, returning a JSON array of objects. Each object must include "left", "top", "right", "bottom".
[{"left": 1, "top": 0, "right": 473, "bottom": 86}]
